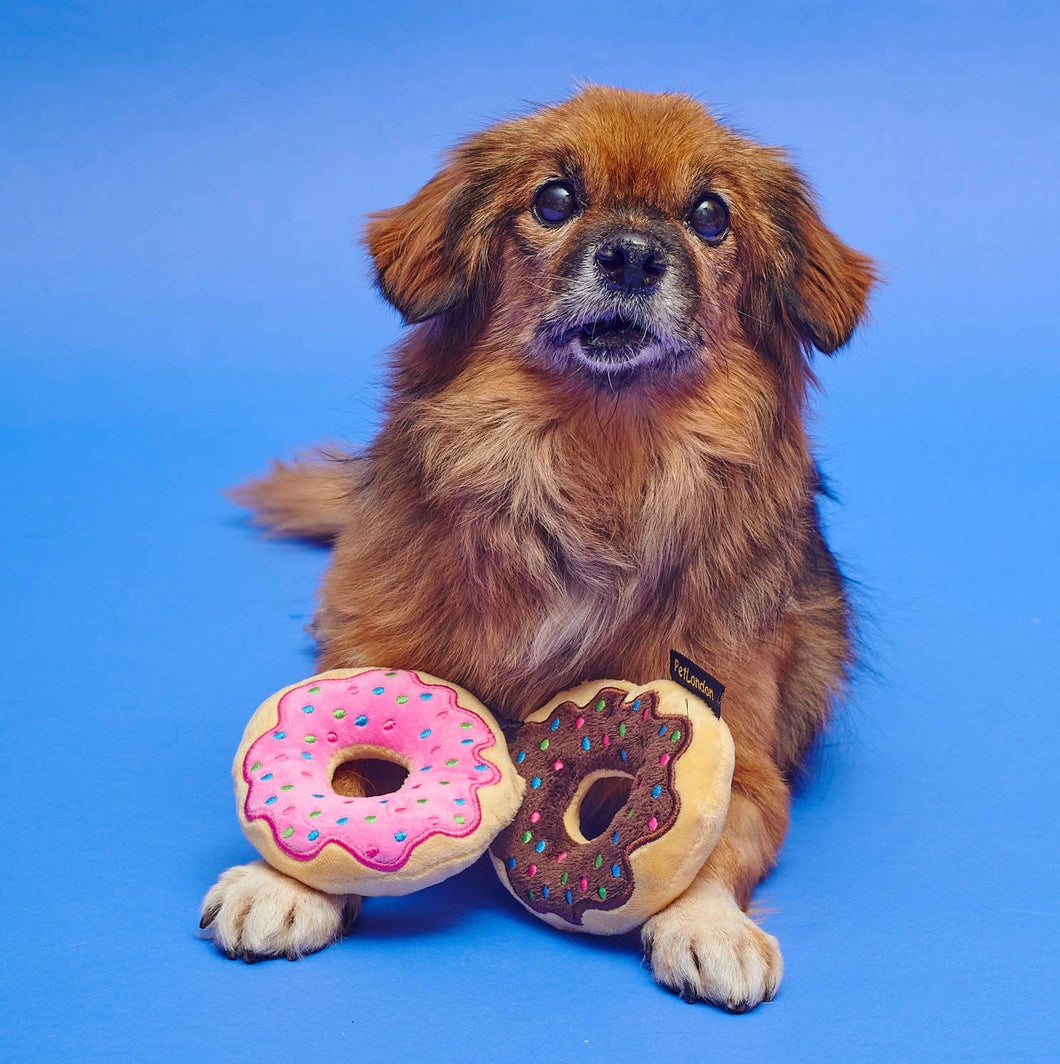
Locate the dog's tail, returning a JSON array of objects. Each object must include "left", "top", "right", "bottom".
[{"left": 228, "top": 446, "right": 357, "bottom": 543}]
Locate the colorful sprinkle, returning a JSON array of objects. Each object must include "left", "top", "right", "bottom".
[
  {"left": 534, "top": 840, "right": 546, "bottom": 853},
  {"left": 304, "top": 734, "right": 316, "bottom": 743},
  {"left": 365, "top": 815, "right": 377, "bottom": 823},
  {"left": 454, "top": 798, "right": 466, "bottom": 805},
  {"left": 527, "top": 864, "right": 537, "bottom": 877},
  {"left": 461, "top": 738, "right": 473, "bottom": 745},
  {"left": 530, "top": 811, "right": 541, "bottom": 823},
  {"left": 264, "top": 795, "right": 277, "bottom": 805},
  {"left": 522, "top": 831, "right": 532, "bottom": 844},
  {"left": 308, "top": 686, "right": 320, "bottom": 693},
  {"left": 594, "top": 854, "right": 603, "bottom": 869},
  {"left": 651, "top": 784, "right": 662, "bottom": 798},
  {"left": 539, "top": 738, "right": 550, "bottom": 750},
  {"left": 355, "top": 715, "right": 369, "bottom": 726},
  {"left": 385, "top": 672, "right": 397, "bottom": 677},
  {"left": 631, "top": 699, "right": 641, "bottom": 711},
  {"left": 620, "top": 750, "right": 628, "bottom": 762},
  {"left": 595, "top": 699, "right": 606, "bottom": 712},
  {"left": 301, "top": 704, "right": 314, "bottom": 714},
  {"left": 308, "top": 830, "right": 320, "bottom": 841},
  {"left": 658, "top": 724, "right": 667, "bottom": 736},
  {"left": 580, "top": 877, "right": 588, "bottom": 891},
  {"left": 611, "top": 864, "right": 621, "bottom": 878},
  {"left": 272, "top": 731, "right": 287, "bottom": 740},
  {"left": 309, "top": 810, "right": 321, "bottom": 818},
  {"left": 421, "top": 765, "right": 433, "bottom": 772},
  {"left": 281, "top": 784, "right": 294, "bottom": 792},
  {"left": 394, "top": 831, "right": 407, "bottom": 842},
  {"left": 371, "top": 687, "right": 385, "bottom": 695},
  {"left": 618, "top": 723, "right": 627, "bottom": 738},
  {"left": 474, "top": 764, "right": 488, "bottom": 772},
  {"left": 460, "top": 722, "right": 473, "bottom": 729},
  {"left": 396, "top": 695, "right": 410, "bottom": 704},
  {"left": 531, "top": 777, "right": 542, "bottom": 789},
  {"left": 671, "top": 730, "right": 682, "bottom": 743},
  {"left": 582, "top": 737, "right": 591, "bottom": 751},
  {"left": 301, "top": 751, "right": 312, "bottom": 760},
  {"left": 648, "top": 815, "right": 658, "bottom": 831},
  {"left": 416, "top": 798, "right": 428, "bottom": 804},
  {"left": 454, "top": 815, "right": 466, "bottom": 825},
  {"left": 336, "top": 817, "right": 349, "bottom": 825},
  {"left": 659, "top": 753, "right": 670, "bottom": 766},
  {"left": 508, "top": 857, "right": 517, "bottom": 870},
  {"left": 612, "top": 830, "right": 620, "bottom": 844},
  {"left": 419, "top": 693, "right": 433, "bottom": 701},
  {"left": 282, "top": 827, "right": 294, "bottom": 839},
  {"left": 553, "top": 760, "right": 565, "bottom": 771},
  {"left": 516, "top": 751, "right": 526, "bottom": 763},
  {"left": 575, "top": 716, "right": 585, "bottom": 729},
  {"left": 260, "top": 772, "right": 273, "bottom": 781},
  {"left": 250, "top": 761, "right": 262, "bottom": 772},
  {"left": 333, "top": 709, "right": 346, "bottom": 719},
  {"left": 326, "top": 731, "right": 338, "bottom": 743},
  {"left": 445, "top": 758, "right": 458, "bottom": 766},
  {"left": 565, "top": 890, "right": 573, "bottom": 904},
  {"left": 542, "top": 885, "right": 549, "bottom": 899},
  {"left": 550, "top": 718, "right": 560, "bottom": 731},
  {"left": 419, "top": 728, "right": 432, "bottom": 739},
  {"left": 560, "top": 871, "right": 569, "bottom": 885},
  {"left": 598, "top": 886, "right": 607, "bottom": 900},
  {"left": 602, "top": 734, "right": 610, "bottom": 748},
  {"left": 556, "top": 852, "right": 567, "bottom": 862}
]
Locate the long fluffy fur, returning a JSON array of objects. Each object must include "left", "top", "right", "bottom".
[{"left": 216, "top": 87, "right": 875, "bottom": 1008}]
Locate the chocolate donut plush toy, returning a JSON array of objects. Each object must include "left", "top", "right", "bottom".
[{"left": 489, "top": 679, "right": 734, "bottom": 935}]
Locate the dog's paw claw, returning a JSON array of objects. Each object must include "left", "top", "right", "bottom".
[
  {"left": 199, "top": 861, "right": 360, "bottom": 961},
  {"left": 642, "top": 885, "right": 783, "bottom": 1011}
]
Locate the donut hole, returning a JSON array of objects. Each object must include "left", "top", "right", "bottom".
[
  {"left": 568, "top": 771, "right": 634, "bottom": 842},
  {"left": 330, "top": 754, "right": 409, "bottom": 798}
]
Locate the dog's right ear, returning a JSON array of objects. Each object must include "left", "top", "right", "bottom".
[{"left": 366, "top": 149, "right": 492, "bottom": 325}]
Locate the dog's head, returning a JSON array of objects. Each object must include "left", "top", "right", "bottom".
[{"left": 367, "top": 87, "right": 874, "bottom": 391}]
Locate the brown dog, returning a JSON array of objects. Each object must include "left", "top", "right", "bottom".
[{"left": 200, "top": 86, "right": 874, "bottom": 1011}]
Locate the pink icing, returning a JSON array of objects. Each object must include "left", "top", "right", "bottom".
[{"left": 242, "top": 670, "right": 502, "bottom": 872}]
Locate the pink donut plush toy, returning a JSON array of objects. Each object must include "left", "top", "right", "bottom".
[
  {"left": 234, "top": 668, "right": 524, "bottom": 895},
  {"left": 231, "top": 666, "right": 734, "bottom": 932}
]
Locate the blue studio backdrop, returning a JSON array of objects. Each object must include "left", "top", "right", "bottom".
[{"left": 2, "top": 2, "right": 1057, "bottom": 1061}]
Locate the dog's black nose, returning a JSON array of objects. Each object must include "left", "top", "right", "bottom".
[{"left": 594, "top": 235, "right": 667, "bottom": 293}]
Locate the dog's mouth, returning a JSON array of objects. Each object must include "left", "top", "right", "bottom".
[{"left": 570, "top": 314, "right": 661, "bottom": 366}]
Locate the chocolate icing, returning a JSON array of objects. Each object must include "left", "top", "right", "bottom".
[{"left": 490, "top": 685, "right": 692, "bottom": 925}]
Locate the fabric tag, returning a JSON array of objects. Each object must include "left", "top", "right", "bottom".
[{"left": 669, "top": 650, "right": 724, "bottom": 718}]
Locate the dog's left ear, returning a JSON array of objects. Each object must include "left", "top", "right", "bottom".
[
  {"left": 366, "top": 145, "right": 493, "bottom": 325},
  {"left": 769, "top": 170, "right": 877, "bottom": 355}
]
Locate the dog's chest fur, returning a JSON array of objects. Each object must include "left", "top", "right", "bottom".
[{"left": 328, "top": 380, "right": 813, "bottom": 716}]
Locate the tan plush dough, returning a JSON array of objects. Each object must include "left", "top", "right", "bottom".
[
  {"left": 234, "top": 668, "right": 524, "bottom": 896},
  {"left": 489, "top": 678, "right": 734, "bottom": 934}
]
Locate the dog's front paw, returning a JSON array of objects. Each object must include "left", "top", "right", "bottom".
[
  {"left": 642, "top": 881, "right": 782, "bottom": 1012},
  {"left": 199, "top": 860, "right": 361, "bottom": 961}
]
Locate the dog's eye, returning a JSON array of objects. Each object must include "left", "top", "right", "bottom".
[
  {"left": 533, "top": 181, "right": 577, "bottom": 226},
  {"left": 690, "top": 194, "right": 730, "bottom": 244}
]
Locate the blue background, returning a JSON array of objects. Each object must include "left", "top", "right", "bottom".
[{"left": 2, "top": 2, "right": 1058, "bottom": 1061}]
